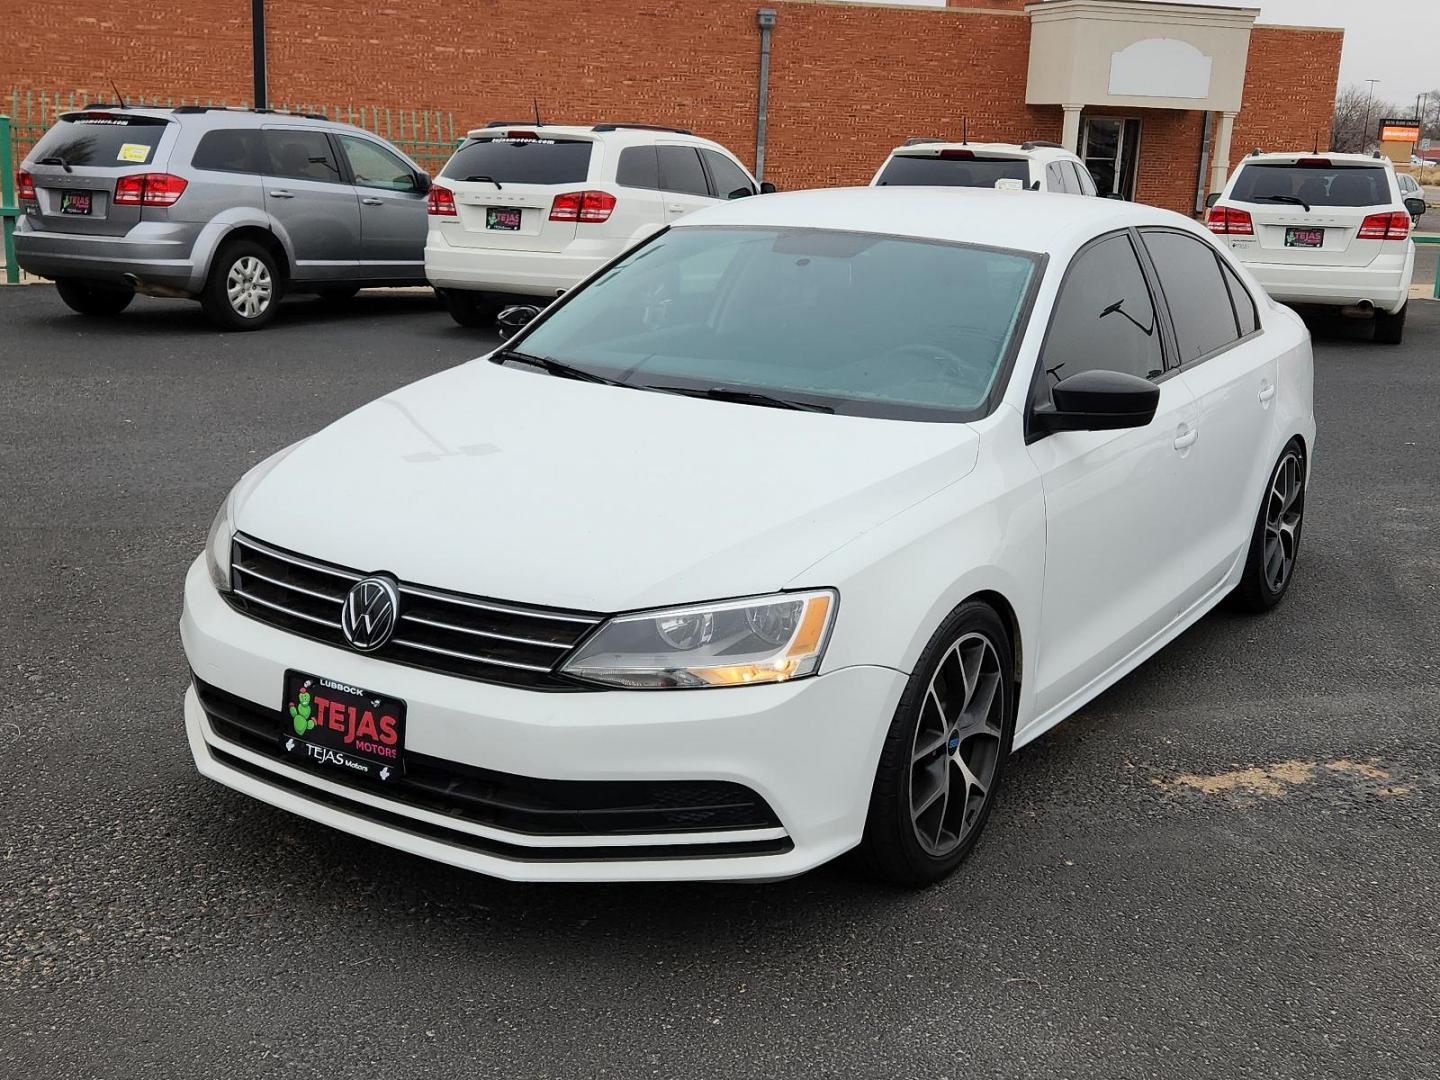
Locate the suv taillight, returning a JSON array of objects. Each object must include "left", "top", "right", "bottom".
[
  {"left": 427, "top": 183, "right": 457, "bottom": 216},
  {"left": 1357, "top": 211, "right": 1409, "bottom": 240},
  {"left": 549, "top": 190, "right": 616, "bottom": 223},
  {"left": 114, "top": 172, "right": 188, "bottom": 207},
  {"left": 16, "top": 170, "right": 36, "bottom": 201},
  {"left": 1206, "top": 205, "right": 1254, "bottom": 236}
]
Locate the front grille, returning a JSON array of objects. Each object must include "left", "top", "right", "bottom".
[
  {"left": 196, "top": 679, "right": 785, "bottom": 840},
  {"left": 227, "top": 533, "right": 600, "bottom": 689}
]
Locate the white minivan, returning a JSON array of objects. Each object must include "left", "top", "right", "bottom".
[
  {"left": 424, "top": 123, "right": 766, "bottom": 327},
  {"left": 1207, "top": 152, "right": 1424, "bottom": 343}
]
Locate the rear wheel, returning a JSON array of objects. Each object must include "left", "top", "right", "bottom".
[
  {"left": 1232, "top": 442, "right": 1306, "bottom": 612},
  {"left": 442, "top": 289, "right": 502, "bottom": 328},
  {"left": 858, "top": 600, "right": 1015, "bottom": 887},
  {"left": 202, "top": 241, "right": 281, "bottom": 331},
  {"left": 55, "top": 278, "right": 134, "bottom": 317},
  {"left": 1374, "top": 304, "right": 1406, "bottom": 345}
]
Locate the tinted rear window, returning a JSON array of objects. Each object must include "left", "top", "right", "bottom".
[
  {"left": 1231, "top": 163, "right": 1391, "bottom": 208},
  {"left": 30, "top": 115, "right": 169, "bottom": 168},
  {"left": 876, "top": 155, "right": 1029, "bottom": 188},
  {"left": 191, "top": 129, "right": 266, "bottom": 174},
  {"left": 440, "top": 137, "right": 592, "bottom": 185}
]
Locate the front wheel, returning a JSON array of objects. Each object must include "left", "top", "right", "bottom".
[
  {"left": 858, "top": 601, "right": 1016, "bottom": 887},
  {"left": 1374, "top": 304, "right": 1406, "bottom": 345},
  {"left": 1232, "top": 442, "right": 1306, "bottom": 612},
  {"left": 55, "top": 278, "right": 134, "bottom": 317},
  {"left": 201, "top": 241, "right": 281, "bottom": 331}
]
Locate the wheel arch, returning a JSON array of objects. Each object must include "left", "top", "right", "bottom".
[
  {"left": 211, "top": 226, "right": 291, "bottom": 286},
  {"left": 966, "top": 589, "right": 1023, "bottom": 689}
]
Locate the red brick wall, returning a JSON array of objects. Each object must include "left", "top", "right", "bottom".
[{"left": 5, "top": 2, "right": 1340, "bottom": 215}]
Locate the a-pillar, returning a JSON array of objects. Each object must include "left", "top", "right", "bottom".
[
  {"left": 1061, "top": 104, "right": 1084, "bottom": 153},
  {"left": 1210, "top": 111, "right": 1238, "bottom": 196}
]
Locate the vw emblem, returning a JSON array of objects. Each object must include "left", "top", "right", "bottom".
[{"left": 341, "top": 576, "right": 400, "bottom": 652}]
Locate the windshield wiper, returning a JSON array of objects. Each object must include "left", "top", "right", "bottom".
[
  {"left": 1251, "top": 194, "right": 1310, "bottom": 212},
  {"left": 464, "top": 175, "right": 503, "bottom": 189},
  {"left": 498, "top": 350, "right": 624, "bottom": 385},
  {"left": 37, "top": 155, "right": 73, "bottom": 174},
  {"left": 653, "top": 385, "right": 834, "bottom": 413}
]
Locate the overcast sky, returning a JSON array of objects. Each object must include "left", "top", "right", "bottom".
[{"left": 847, "top": 0, "right": 1439, "bottom": 107}]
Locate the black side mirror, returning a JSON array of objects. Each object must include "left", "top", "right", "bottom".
[
  {"left": 496, "top": 304, "right": 541, "bottom": 338},
  {"left": 759, "top": 181, "right": 778, "bottom": 195},
  {"left": 1104, "top": 192, "right": 1126, "bottom": 201},
  {"left": 414, "top": 171, "right": 432, "bottom": 195},
  {"left": 1404, "top": 195, "right": 1426, "bottom": 219},
  {"left": 1205, "top": 192, "right": 1221, "bottom": 208},
  {"left": 1032, "top": 370, "right": 1159, "bottom": 434},
  {"left": 728, "top": 186, "right": 753, "bottom": 200}
]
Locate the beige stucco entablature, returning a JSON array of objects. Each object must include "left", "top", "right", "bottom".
[{"left": 1025, "top": 0, "right": 1259, "bottom": 113}]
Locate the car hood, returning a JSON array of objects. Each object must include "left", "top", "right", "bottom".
[{"left": 233, "top": 360, "right": 980, "bottom": 613}]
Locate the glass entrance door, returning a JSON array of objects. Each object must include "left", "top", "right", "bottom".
[{"left": 1082, "top": 118, "right": 1142, "bottom": 199}]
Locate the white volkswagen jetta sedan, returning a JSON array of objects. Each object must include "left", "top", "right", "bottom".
[{"left": 182, "top": 187, "right": 1315, "bottom": 886}]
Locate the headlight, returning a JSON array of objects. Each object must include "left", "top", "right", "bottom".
[
  {"left": 204, "top": 490, "right": 235, "bottom": 594},
  {"left": 561, "top": 590, "right": 837, "bottom": 689}
]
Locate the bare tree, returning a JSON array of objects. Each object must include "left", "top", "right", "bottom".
[{"left": 1331, "top": 83, "right": 1405, "bottom": 153}]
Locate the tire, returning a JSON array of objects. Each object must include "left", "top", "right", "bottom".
[
  {"left": 1232, "top": 442, "right": 1306, "bottom": 613},
  {"left": 442, "top": 289, "right": 502, "bottom": 328},
  {"left": 316, "top": 286, "right": 360, "bottom": 305},
  {"left": 857, "top": 600, "right": 1016, "bottom": 887},
  {"left": 1374, "top": 304, "right": 1406, "bottom": 345},
  {"left": 55, "top": 278, "right": 134, "bottom": 317},
  {"left": 201, "top": 240, "right": 282, "bottom": 331}
]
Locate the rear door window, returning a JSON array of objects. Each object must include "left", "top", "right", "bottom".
[
  {"left": 263, "top": 129, "right": 344, "bottom": 183},
  {"left": 1141, "top": 229, "right": 1242, "bottom": 363},
  {"left": 440, "top": 137, "right": 593, "bottom": 185},
  {"left": 191, "top": 129, "right": 266, "bottom": 174},
  {"left": 657, "top": 146, "right": 711, "bottom": 196},
  {"left": 30, "top": 114, "right": 169, "bottom": 168},
  {"left": 616, "top": 145, "right": 660, "bottom": 190},
  {"left": 701, "top": 149, "right": 755, "bottom": 199},
  {"left": 876, "top": 154, "right": 1030, "bottom": 188},
  {"left": 1231, "top": 163, "right": 1392, "bottom": 208}
]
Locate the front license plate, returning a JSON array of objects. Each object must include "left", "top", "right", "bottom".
[
  {"left": 486, "top": 206, "right": 522, "bottom": 231},
  {"left": 1284, "top": 227, "right": 1324, "bottom": 248},
  {"left": 282, "top": 670, "right": 406, "bottom": 781},
  {"left": 60, "top": 190, "right": 93, "bottom": 216}
]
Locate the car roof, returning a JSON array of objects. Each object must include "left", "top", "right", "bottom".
[
  {"left": 1239, "top": 151, "right": 1393, "bottom": 168},
  {"left": 462, "top": 123, "right": 723, "bottom": 148},
  {"left": 888, "top": 140, "right": 1077, "bottom": 160},
  {"left": 672, "top": 186, "right": 1192, "bottom": 255},
  {"left": 58, "top": 105, "right": 366, "bottom": 132}
]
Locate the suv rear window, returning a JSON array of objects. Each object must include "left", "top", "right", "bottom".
[
  {"left": 1231, "top": 163, "right": 1391, "bottom": 208},
  {"left": 440, "top": 137, "right": 592, "bottom": 185},
  {"left": 876, "top": 154, "right": 1030, "bottom": 188},
  {"left": 30, "top": 114, "right": 169, "bottom": 168}
]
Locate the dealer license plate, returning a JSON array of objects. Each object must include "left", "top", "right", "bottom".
[
  {"left": 486, "top": 207, "right": 522, "bottom": 231},
  {"left": 60, "top": 190, "right": 93, "bottom": 216},
  {"left": 281, "top": 670, "right": 406, "bottom": 781},
  {"left": 1284, "top": 227, "right": 1324, "bottom": 248}
]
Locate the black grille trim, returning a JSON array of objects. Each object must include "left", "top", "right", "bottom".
[
  {"left": 226, "top": 533, "right": 601, "bottom": 690},
  {"left": 195, "top": 679, "right": 786, "bottom": 844}
]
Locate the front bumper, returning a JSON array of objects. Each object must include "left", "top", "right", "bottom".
[
  {"left": 13, "top": 217, "right": 202, "bottom": 291},
  {"left": 180, "top": 557, "right": 907, "bottom": 882},
  {"left": 1237, "top": 246, "right": 1415, "bottom": 314}
]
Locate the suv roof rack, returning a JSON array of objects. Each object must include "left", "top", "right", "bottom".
[
  {"left": 591, "top": 123, "right": 693, "bottom": 135},
  {"left": 78, "top": 102, "right": 125, "bottom": 110},
  {"left": 482, "top": 120, "right": 543, "bottom": 128},
  {"left": 902, "top": 137, "right": 946, "bottom": 146},
  {"left": 1021, "top": 140, "right": 1064, "bottom": 151},
  {"left": 170, "top": 105, "right": 328, "bottom": 120}
]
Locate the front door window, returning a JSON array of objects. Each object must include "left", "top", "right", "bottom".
[{"left": 1082, "top": 118, "right": 1142, "bottom": 199}]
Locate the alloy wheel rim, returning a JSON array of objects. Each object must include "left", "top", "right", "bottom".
[
  {"left": 1263, "top": 451, "right": 1304, "bottom": 593},
  {"left": 226, "top": 256, "right": 273, "bottom": 319},
  {"left": 908, "top": 631, "right": 1005, "bottom": 857}
]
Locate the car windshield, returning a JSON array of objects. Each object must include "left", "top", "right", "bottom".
[
  {"left": 876, "top": 155, "right": 1030, "bottom": 188},
  {"left": 1231, "top": 163, "right": 1391, "bottom": 207},
  {"left": 503, "top": 226, "right": 1040, "bottom": 421}
]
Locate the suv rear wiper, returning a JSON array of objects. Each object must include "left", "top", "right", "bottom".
[
  {"left": 498, "top": 350, "right": 623, "bottom": 385},
  {"left": 37, "top": 155, "right": 72, "bottom": 174},
  {"left": 1251, "top": 194, "right": 1310, "bottom": 212},
  {"left": 653, "top": 385, "right": 835, "bottom": 413},
  {"left": 464, "top": 175, "right": 503, "bottom": 189}
]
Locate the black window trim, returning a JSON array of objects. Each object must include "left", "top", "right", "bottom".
[
  {"left": 1137, "top": 225, "right": 1265, "bottom": 374},
  {"left": 1023, "top": 227, "right": 1176, "bottom": 445}
]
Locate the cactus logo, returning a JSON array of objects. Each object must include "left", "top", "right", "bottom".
[{"left": 288, "top": 680, "right": 318, "bottom": 736}]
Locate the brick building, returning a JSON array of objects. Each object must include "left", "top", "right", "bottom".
[{"left": 6, "top": 0, "right": 1342, "bottom": 216}]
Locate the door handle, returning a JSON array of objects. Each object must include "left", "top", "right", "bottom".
[
  {"left": 1173, "top": 426, "right": 1199, "bottom": 452},
  {"left": 268, "top": 189, "right": 295, "bottom": 198},
  {"left": 361, "top": 197, "right": 384, "bottom": 206},
  {"left": 1258, "top": 380, "right": 1277, "bottom": 404}
]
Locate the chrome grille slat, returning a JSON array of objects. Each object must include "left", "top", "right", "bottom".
[{"left": 227, "top": 533, "right": 599, "bottom": 689}]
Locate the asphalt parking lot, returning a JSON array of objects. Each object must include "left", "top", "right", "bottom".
[{"left": 2, "top": 287, "right": 1438, "bottom": 1080}]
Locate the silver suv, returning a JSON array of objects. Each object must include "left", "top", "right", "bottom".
[{"left": 15, "top": 105, "right": 432, "bottom": 330}]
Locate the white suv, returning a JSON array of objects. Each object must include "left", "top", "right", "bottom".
[
  {"left": 1207, "top": 152, "right": 1424, "bottom": 344},
  {"left": 871, "top": 139, "right": 1100, "bottom": 196},
  {"left": 425, "top": 123, "right": 765, "bottom": 326}
]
